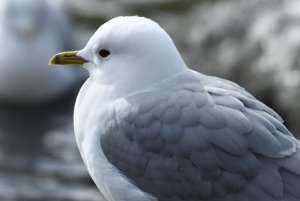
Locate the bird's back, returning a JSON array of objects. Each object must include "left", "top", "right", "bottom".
[{"left": 99, "top": 70, "right": 300, "bottom": 201}]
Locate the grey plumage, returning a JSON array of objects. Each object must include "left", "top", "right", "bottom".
[{"left": 100, "top": 70, "right": 300, "bottom": 201}]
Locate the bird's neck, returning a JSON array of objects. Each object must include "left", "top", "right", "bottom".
[{"left": 90, "top": 64, "right": 188, "bottom": 99}]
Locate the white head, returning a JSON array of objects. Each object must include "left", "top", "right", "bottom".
[
  {"left": 0, "top": 0, "right": 48, "bottom": 41},
  {"left": 50, "top": 16, "right": 187, "bottom": 94}
]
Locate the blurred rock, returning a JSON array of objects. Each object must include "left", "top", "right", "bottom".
[
  {"left": 179, "top": 0, "right": 300, "bottom": 136},
  {"left": 0, "top": 102, "right": 101, "bottom": 201},
  {"left": 0, "top": 172, "right": 100, "bottom": 201}
]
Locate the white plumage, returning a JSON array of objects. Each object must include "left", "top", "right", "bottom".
[
  {"left": 0, "top": 0, "right": 81, "bottom": 104},
  {"left": 50, "top": 16, "right": 300, "bottom": 201}
]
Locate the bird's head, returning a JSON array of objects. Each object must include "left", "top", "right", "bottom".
[
  {"left": 0, "top": 0, "right": 48, "bottom": 41},
  {"left": 49, "top": 16, "right": 187, "bottom": 94}
]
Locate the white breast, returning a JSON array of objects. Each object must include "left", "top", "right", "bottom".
[{"left": 74, "top": 79, "right": 156, "bottom": 201}]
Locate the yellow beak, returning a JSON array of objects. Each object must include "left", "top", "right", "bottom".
[{"left": 48, "top": 51, "right": 87, "bottom": 65}]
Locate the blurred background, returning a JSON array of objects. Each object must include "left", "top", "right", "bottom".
[{"left": 0, "top": 0, "right": 300, "bottom": 200}]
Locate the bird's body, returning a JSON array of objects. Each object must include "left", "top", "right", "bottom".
[
  {"left": 50, "top": 16, "right": 300, "bottom": 201},
  {"left": 0, "top": 0, "right": 81, "bottom": 104}
]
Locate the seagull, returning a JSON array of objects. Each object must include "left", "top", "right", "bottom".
[
  {"left": 0, "top": 0, "right": 81, "bottom": 104},
  {"left": 49, "top": 16, "right": 300, "bottom": 201}
]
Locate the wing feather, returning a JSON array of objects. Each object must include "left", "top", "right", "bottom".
[{"left": 100, "top": 72, "right": 300, "bottom": 201}]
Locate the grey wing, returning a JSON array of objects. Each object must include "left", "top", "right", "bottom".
[{"left": 101, "top": 76, "right": 300, "bottom": 201}]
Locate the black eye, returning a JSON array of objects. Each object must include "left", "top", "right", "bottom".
[{"left": 98, "top": 49, "right": 110, "bottom": 58}]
